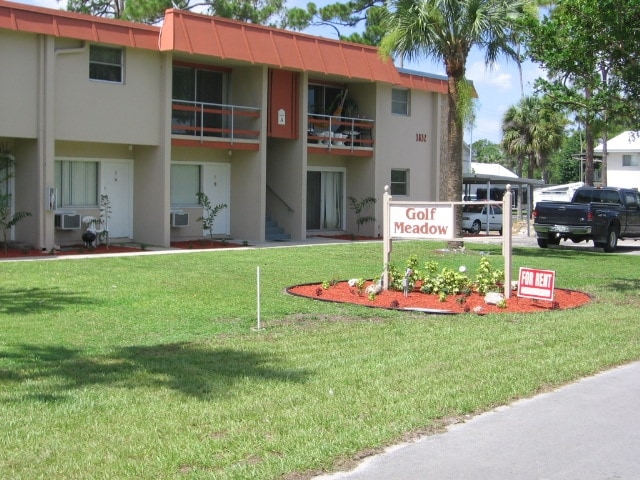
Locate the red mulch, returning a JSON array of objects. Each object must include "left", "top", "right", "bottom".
[
  {"left": 288, "top": 281, "right": 591, "bottom": 314},
  {"left": 0, "top": 240, "right": 243, "bottom": 259}
]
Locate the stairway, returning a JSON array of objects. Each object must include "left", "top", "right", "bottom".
[{"left": 265, "top": 215, "right": 291, "bottom": 241}]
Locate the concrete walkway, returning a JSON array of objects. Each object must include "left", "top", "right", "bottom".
[{"left": 315, "top": 361, "right": 640, "bottom": 480}]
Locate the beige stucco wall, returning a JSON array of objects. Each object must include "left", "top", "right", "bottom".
[
  {"left": 0, "top": 31, "right": 39, "bottom": 139},
  {"left": 53, "top": 41, "right": 163, "bottom": 146},
  {"left": 372, "top": 84, "right": 443, "bottom": 233},
  {"left": 13, "top": 139, "right": 41, "bottom": 246},
  {"left": 231, "top": 149, "right": 266, "bottom": 241}
]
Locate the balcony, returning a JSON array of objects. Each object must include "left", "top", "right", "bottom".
[
  {"left": 307, "top": 114, "right": 374, "bottom": 156},
  {"left": 171, "top": 100, "right": 261, "bottom": 150}
]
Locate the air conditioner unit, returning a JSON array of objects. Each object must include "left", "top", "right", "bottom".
[
  {"left": 170, "top": 212, "right": 189, "bottom": 227},
  {"left": 54, "top": 213, "right": 81, "bottom": 230}
]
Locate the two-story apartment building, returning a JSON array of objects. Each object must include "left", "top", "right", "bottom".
[{"left": 0, "top": 0, "right": 449, "bottom": 250}]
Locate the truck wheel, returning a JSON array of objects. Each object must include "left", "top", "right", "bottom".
[
  {"left": 603, "top": 227, "right": 619, "bottom": 253},
  {"left": 471, "top": 220, "right": 481, "bottom": 234},
  {"left": 537, "top": 238, "right": 549, "bottom": 248}
]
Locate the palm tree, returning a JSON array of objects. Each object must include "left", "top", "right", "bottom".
[
  {"left": 380, "top": 0, "right": 527, "bottom": 245},
  {"left": 502, "top": 95, "right": 566, "bottom": 181},
  {"left": 501, "top": 97, "right": 536, "bottom": 178}
]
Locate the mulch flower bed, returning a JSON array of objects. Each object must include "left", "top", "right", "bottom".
[
  {"left": 0, "top": 240, "right": 245, "bottom": 260},
  {"left": 287, "top": 280, "right": 591, "bottom": 314}
]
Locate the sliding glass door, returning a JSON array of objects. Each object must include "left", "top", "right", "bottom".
[{"left": 307, "top": 169, "right": 345, "bottom": 230}]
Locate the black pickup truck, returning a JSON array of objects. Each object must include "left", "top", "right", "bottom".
[{"left": 533, "top": 186, "right": 640, "bottom": 252}]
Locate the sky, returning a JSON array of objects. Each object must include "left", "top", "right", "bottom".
[{"left": 13, "top": 0, "right": 544, "bottom": 144}]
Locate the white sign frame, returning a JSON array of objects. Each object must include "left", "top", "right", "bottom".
[
  {"left": 388, "top": 202, "right": 455, "bottom": 240},
  {"left": 382, "top": 185, "right": 513, "bottom": 299}
]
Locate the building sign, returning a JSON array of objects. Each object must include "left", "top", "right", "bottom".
[
  {"left": 388, "top": 204, "right": 454, "bottom": 240},
  {"left": 517, "top": 267, "right": 555, "bottom": 301}
]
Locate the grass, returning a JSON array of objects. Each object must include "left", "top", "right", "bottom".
[{"left": 1, "top": 241, "right": 639, "bottom": 479}]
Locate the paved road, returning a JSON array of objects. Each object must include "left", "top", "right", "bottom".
[
  {"left": 464, "top": 232, "right": 640, "bottom": 254},
  {"left": 315, "top": 361, "right": 640, "bottom": 480}
]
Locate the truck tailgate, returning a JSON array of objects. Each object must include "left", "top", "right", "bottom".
[{"left": 535, "top": 202, "right": 590, "bottom": 225}]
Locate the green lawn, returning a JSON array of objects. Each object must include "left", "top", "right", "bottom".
[{"left": 1, "top": 241, "right": 639, "bottom": 479}]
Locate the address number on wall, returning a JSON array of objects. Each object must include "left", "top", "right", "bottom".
[{"left": 416, "top": 133, "right": 428, "bottom": 142}]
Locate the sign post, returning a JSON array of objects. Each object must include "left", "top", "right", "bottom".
[
  {"left": 382, "top": 186, "right": 392, "bottom": 289},
  {"left": 502, "top": 185, "right": 512, "bottom": 298}
]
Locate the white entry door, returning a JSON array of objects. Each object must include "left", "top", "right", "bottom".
[
  {"left": 202, "top": 163, "right": 230, "bottom": 235},
  {"left": 101, "top": 161, "right": 133, "bottom": 239}
]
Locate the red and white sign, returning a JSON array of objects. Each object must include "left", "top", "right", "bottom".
[
  {"left": 388, "top": 204, "right": 454, "bottom": 240},
  {"left": 518, "top": 267, "right": 555, "bottom": 301}
]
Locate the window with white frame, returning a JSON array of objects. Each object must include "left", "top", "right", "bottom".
[
  {"left": 90, "top": 45, "right": 123, "bottom": 83},
  {"left": 390, "top": 169, "right": 409, "bottom": 196},
  {"left": 622, "top": 154, "right": 640, "bottom": 167},
  {"left": 55, "top": 160, "right": 99, "bottom": 208},
  {"left": 391, "top": 88, "right": 410, "bottom": 116},
  {"left": 171, "top": 164, "right": 201, "bottom": 206}
]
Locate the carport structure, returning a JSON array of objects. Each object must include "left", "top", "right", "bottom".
[{"left": 463, "top": 172, "right": 545, "bottom": 237}]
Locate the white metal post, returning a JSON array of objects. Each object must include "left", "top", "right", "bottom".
[
  {"left": 502, "top": 185, "right": 513, "bottom": 298},
  {"left": 382, "top": 186, "right": 392, "bottom": 290}
]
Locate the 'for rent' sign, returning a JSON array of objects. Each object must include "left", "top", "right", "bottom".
[
  {"left": 518, "top": 267, "right": 556, "bottom": 301},
  {"left": 389, "top": 204, "right": 454, "bottom": 240}
]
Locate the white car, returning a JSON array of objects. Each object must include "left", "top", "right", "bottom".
[{"left": 462, "top": 204, "right": 503, "bottom": 234}]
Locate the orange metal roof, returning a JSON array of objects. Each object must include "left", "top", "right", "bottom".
[
  {"left": 0, "top": 0, "right": 159, "bottom": 49},
  {"left": 0, "top": 1, "right": 449, "bottom": 94},
  {"left": 160, "top": 10, "right": 447, "bottom": 91}
]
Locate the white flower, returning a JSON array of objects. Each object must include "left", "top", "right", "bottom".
[{"left": 459, "top": 265, "right": 467, "bottom": 273}]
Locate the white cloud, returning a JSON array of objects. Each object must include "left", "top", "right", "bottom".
[{"left": 466, "top": 61, "right": 512, "bottom": 90}]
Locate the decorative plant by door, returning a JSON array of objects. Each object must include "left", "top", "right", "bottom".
[{"left": 196, "top": 192, "right": 227, "bottom": 244}]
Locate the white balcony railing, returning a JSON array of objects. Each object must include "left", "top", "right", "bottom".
[
  {"left": 171, "top": 100, "right": 261, "bottom": 142},
  {"left": 307, "top": 114, "right": 374, "bottom": 151}
]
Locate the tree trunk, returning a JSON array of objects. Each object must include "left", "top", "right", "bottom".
[
  {"left": 584, "top": 87, "right": 595, "bottom": 186},
  {"left": 444, "top": 73, "right": 464, "bottom": 249},
  {"left": 584, "top": 121, "right": 595, "bottom": 186}
]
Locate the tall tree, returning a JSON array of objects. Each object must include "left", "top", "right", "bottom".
[
  {"left": 380, "top": 0, "right": 527, "bottom": 245},
  {"left": 67, "top": 0, "right": 292, "bottom": 26},
  {"left": 472, "top": 139, "right": 505, "bottom": 165},
  {"left": 527, "top": 0, "right": 640, "bottom": 186},
  {"left": 501, "top": 95, "right": 566, "bottom": 181}
]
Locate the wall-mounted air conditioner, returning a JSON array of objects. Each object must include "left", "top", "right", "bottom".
[
  {"left": 170, "top": 212, "right": 189, "bottom": 227},
  {"left": 54, "top": 213, "right": 81, "bottom": 230}
]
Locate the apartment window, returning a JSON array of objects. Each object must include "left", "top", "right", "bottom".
[
  {"left": 391, "top": 88, "right": 410, "bottom": 116},
  {"left": 171, "top": 164, "right": 201, "bottom": 206},
  {"left": 622, "top": 154, "right": 640, "bottom": 167},
  {"left": 390, "top": 169, "right": 409, "bottom": 196},
  {"left": 55, "top": 160, "right": 99, "bottom": 208},
  {"left": 90, "top": 45, "right": 123, "bottom": 83}
]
